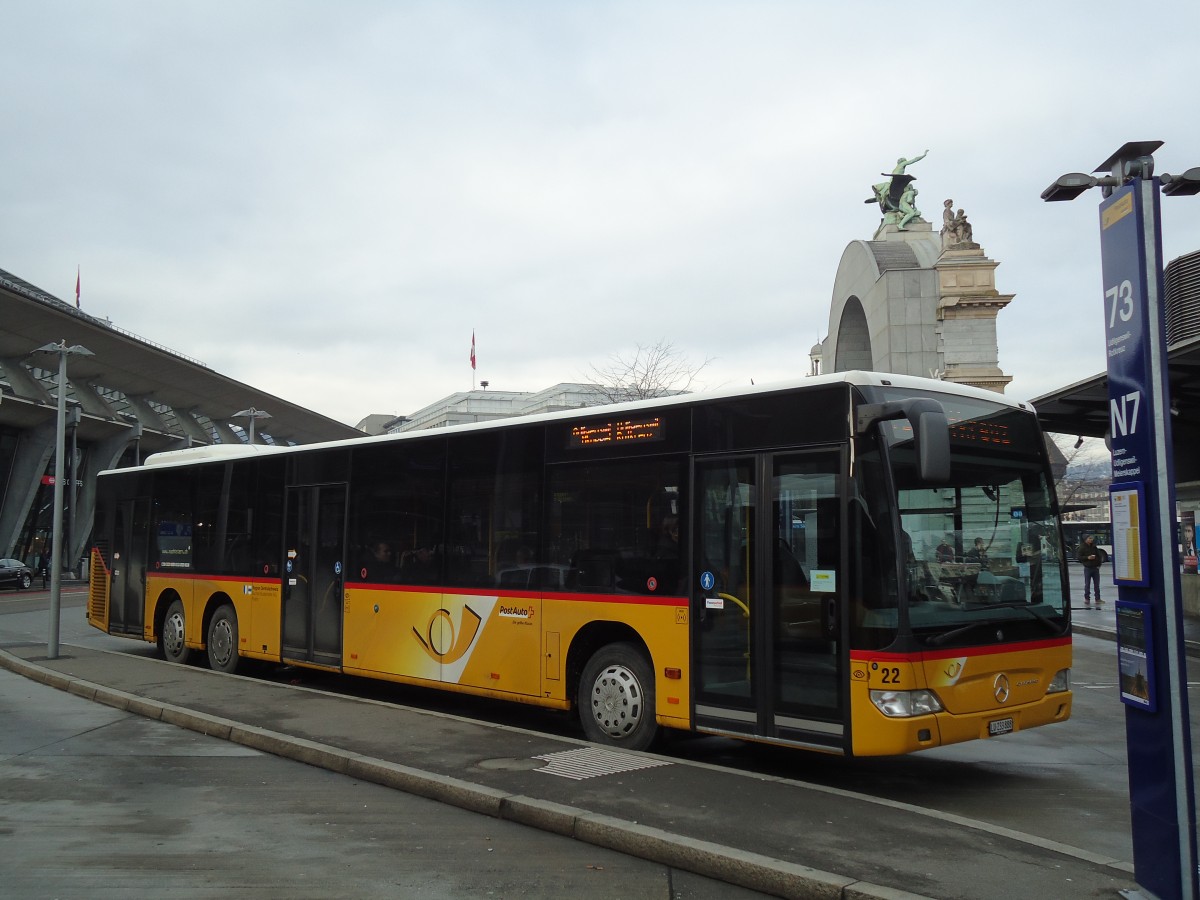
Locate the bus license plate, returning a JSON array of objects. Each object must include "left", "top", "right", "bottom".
[{"left": 988, "top": 717, "right": 1014, "bottom": 736}]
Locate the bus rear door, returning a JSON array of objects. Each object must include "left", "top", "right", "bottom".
[
  {"left": 693, "top": 450, "right": 846, "bottom": 751},
  {"left": 106, "top": 496, "right": 150, "bottom": 638}
]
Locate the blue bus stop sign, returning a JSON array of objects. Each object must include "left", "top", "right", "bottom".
[{"left": 1099, "top": 179, "right": 1198, "bottom": 900}]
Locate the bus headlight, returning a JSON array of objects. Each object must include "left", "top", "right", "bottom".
[
  {"left": 1046, "top": 669, "right": 1070, "bottom": 693},
  {"left": 870, "top": 689, "right": 944, "bottom": 718}
]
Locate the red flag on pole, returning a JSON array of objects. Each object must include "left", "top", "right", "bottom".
[
  {"left": 470, "top": 331, "right": 476, "bottom": 370},
  {"left": 75, "top": 266, "right": 80, "bottom": 308}
]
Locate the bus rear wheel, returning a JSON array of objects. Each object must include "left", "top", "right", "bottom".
[
  {"left": 579, "top": 643, "right": 657, "bottom": 751},
  {"left": 206, "top": 604, "right": 240, "bottom": 674},
  {"left": 158, "top": 598, "right": 191, "bottom": 665}
]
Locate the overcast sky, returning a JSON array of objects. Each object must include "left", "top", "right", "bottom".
[{"left": 4, "top": 1, "right": 1198, "bottom": 428}]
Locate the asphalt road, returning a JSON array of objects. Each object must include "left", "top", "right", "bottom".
[{"left": 1, "top": 590, "right": 774, "bottom": 900}]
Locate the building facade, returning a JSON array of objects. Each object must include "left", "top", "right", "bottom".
[{"left": 386, "top": 383, "right": 614, "bottom": 433}]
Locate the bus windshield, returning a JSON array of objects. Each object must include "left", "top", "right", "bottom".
[{"left": 858, "top": 392, "right": 1069, "bottom": 650}]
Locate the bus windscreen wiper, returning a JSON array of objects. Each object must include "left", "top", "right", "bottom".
[
  {"left": 926, "top": 606, "right": 1064, "bottom": 646},
  {"left": 925, "top": 622, "right": 991, "bottom": 647}
]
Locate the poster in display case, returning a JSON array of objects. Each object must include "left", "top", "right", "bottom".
[{"left": 1116, "top": 600, "right": 1156, "bottom": 712}]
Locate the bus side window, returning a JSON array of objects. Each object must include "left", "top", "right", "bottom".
[
  {"left": 548, "top": 459, "right": 686, "bottom": 596},
  {"left": 350, "top": 441, "right": 446, "bottom": 586},
  {"left": 446, "top": 428, "right": 541, "bottom": 589}
]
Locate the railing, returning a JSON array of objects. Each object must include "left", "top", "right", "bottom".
[{"left": 0, "top": 272, "right": 209, "bottom": 369}]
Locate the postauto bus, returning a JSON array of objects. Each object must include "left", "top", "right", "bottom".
[{"left": 87, "top": 372, "right": 1071, "bottom": 756}]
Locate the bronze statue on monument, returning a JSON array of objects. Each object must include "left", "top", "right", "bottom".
[{"left": 866, "top": 150, "right": 928, "bottom": 230}]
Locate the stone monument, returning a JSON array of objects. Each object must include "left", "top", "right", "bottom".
[
  {"left": 933, "top": 199, "right": 1012, "bottom": 392},
  {"left": 813, "top": 155, "right": 1013, "bottom": 393}
]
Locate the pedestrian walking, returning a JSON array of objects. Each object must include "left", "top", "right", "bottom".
[{"left": 1077, "top": 535, "right": 1107, "bottom": 608}]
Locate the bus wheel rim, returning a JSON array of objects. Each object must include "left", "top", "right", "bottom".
[
  {"left": 210, "top": 618, "right": 233, "bottom": 667},
  {"left": 590, "top": 664, "right": 643, "bottom": 739},
  {"left": 164, "top": 611, "right": 185, "bottom": 657}
]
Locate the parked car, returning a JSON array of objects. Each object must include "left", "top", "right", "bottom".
[
  {"left": 0, "top": 558, "right": 34, "bottom": 590},
  {"left": 496, "top": 564, "right": 569, "bottom": 590}
]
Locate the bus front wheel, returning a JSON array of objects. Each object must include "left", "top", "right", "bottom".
[
  {"left": 206, "top": 604, "right": 240, "bottom": 675},
  {"left": 159, "top": 599, "right": 191, "bottom": 665},
  {"left": 579, "top": 643, "right": 657, "bottom": 751}
]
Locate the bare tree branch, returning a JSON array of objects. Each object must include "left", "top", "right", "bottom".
[
  {"left": 586, "top": 340, "right": 714, "bottom": 403},
  {"left": 1051, "top": 435, "right": 1110, "bottom": 516}
]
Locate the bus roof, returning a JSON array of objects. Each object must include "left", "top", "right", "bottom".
[
  {"left": 141, "top": 443, "right": 287, "bottom": 468},
  {"left": 105, "top": 371, "right": 1035, "bottom": 476}
]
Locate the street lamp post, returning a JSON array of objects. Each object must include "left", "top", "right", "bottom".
[
  {"left": 1043, "top": 141, "right": 1199, "bottom": 900},
  {"left": 34, "top": 340, "right": 93, "bottom": 660},
  {"left": 68, "top": 406, "right": 81, "bottom": 578},
  {"left": 231, "top": 406, "right": 271, "bottom": 444}
]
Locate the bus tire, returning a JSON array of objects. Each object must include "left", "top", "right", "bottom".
[
  {"left": 579, "top": 643, "right": 657, "bottom": 751},
  {"left": 206, "top": 604, "right": 240, "bottom": 675},
  {"left": 158, "top": 598, "right": 191, "bottom": 665}
]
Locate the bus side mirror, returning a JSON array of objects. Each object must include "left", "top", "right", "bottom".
[
  {"left": 856, "top": 398, "right": 951, "bottom": 485},
  {"left": 909, "top": 400, "right": 950, "bottom": 485}
]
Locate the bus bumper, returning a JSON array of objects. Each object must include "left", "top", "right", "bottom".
[
  {"left": 935, "top": 690, "right": 1073, "bottom": 747},
  {"left": 851, "top": 691, "right": 1073, "bottom": 756}
]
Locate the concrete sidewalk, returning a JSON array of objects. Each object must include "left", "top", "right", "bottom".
[
  {"left": 0, "top": 639, "right": 1137, "bottom": 900},
  {"left": 1065, "top": 562, "right": 1200, "bottom": 657}
]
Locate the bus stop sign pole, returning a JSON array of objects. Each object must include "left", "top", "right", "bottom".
[{"left": 1097, "top": 162, "right": 1198, "bottom": 900}]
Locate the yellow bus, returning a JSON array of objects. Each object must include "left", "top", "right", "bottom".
[{"left": 87, "top": 372, "right": 1072, "bottom": 756}]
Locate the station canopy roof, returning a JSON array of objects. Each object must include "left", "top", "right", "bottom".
[
  {"left": 1030, "top": 334, "right": 1200, "bottom": 439},
  {"left": 0, "top": 267, "right": 360, "bottom": 454}
]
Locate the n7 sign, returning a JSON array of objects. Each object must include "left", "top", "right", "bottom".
[{"left": 1111, "top": 391, "right": 1141, "bottom": 438}]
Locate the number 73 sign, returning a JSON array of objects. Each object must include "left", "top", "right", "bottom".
[{"left": 1099, "top": 188, "right": 1155, "bottom": 467}]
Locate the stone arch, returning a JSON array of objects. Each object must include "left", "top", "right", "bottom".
[
  {"left": 833, "top": 296, "right": 872, "bottom": 371},
  {"left": 822, "top": 235, "right": 942, "bottom": 378}
]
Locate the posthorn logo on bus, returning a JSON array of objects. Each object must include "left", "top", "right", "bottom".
[
  {"left": 412, "top": 605, "right": 483, "bottom": 664},
  {"left": 993, "top": 673, "right": 1011, "bottom": 704}
]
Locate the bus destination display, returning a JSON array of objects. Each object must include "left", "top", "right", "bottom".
[
  {"left": 885, "top": 418, "right": 1013, "bottom": 448},
  {"left": 570, "top": 416, "right": 664, "bottom": 448},
  {"left": 949, "top": 420, "right": 1012, "bottom": 447}
]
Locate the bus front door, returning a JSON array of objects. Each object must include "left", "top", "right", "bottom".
[
  {"left": 282, "top": 484, "right": 346, "bottom": 668},
  {"left": 693, "top": 451, "right": 845, "bottom": 751}
]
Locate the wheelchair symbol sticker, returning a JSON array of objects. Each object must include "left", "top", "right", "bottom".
[
  {"left": 700, "top": 571, "right": 715, "bottom": 591},
  {"left": 334, "top": 561, "right": 342, "bottom": 576}
]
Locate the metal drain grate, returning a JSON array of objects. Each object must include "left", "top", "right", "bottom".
[{"left": 533, "top": 746, "right": 672, "bottom": 780}]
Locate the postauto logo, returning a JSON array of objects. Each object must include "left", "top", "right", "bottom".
[{"left": 412, "top": 605, "right": 483, "bottom": 664}]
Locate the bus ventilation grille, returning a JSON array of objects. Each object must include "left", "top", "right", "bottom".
[{"left": 88, "top": 542, "right": 111, "bottom": 624}]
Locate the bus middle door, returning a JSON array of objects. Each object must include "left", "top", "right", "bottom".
[
  {"left": 693, "top": 450, "right": 846, "bottom": 751},
  {"left": 282, "top": 483, "right": 346, "bottom": 668}
]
